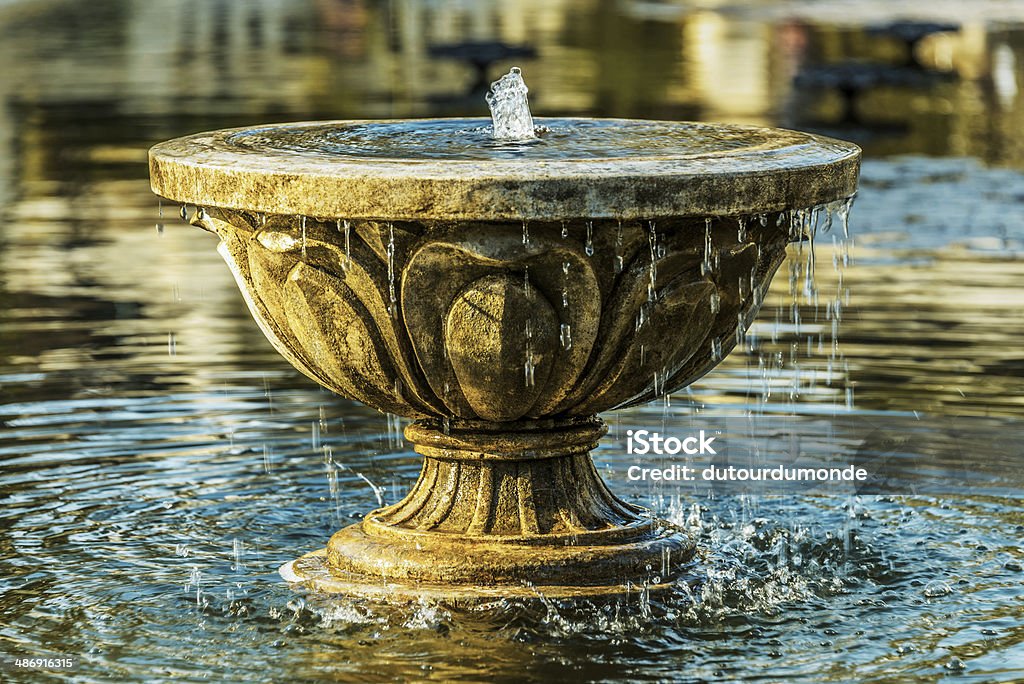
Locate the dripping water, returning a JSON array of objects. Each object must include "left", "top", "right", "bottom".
[
  {"left": 701, "top": 218, "right": 714, "bottom": 276},
  {"left": 338, "top": 219, "right": 352, "bottom": 270},
  {"left": 386, "top": 222, "right": 396, "bottom": 316},
  {"left": 647, "top": 221, "right": 658, "bottom": 302},
  {"left": 562, "top": 261, "right": 570, "bottom": 309},
  {"left": 615, "top": 220, "right": 625, "bottom": 273},
  {"left": 301, "top": 216, "right": 307, "bottom": 257},
  {"left": 524, "top": 319, "right": 535, "bottom": 388}
]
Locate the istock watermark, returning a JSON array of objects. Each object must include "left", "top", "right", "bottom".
[
  {"left": 626, "top": 429, "right": 718, "bottom": 455},
  {"left": 627, "top": 462, "right": 868, "bottom": 484},
  {"left": 610, "top": 413, "right": 1001, "bottom": 495},
  {"left": 619, "top": 419, "right": 872, "bottom": 493}
]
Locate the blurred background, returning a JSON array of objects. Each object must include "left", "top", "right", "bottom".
[
  {"left": 1, "top": 1, "right": 1022, "bottom": 681},
  {"left": 2, "top": 0, "right": 1023, "bottom": 419}
]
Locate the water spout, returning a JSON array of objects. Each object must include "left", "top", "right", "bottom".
[{"left": 486, "top": 67, "right": 536, "bottom": 141}]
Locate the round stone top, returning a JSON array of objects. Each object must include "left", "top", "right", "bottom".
[{"left": 149, "top": 118, "right": 860, "bottom": 221}]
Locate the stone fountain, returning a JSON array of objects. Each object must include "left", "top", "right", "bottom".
[{"left": 149, "top": 69, "right": 859, "bottom": 600}]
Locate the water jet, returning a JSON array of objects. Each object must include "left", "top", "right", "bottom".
[{"left": 149, "top": 70, "right": 859, "bottom": 600}]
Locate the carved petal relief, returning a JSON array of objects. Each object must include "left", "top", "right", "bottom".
[
  {"left": 198, "top": 211, "right": 790, "bottom": 422},
  {"left": 445, "top": 274, "right": 559, "bottom": 422},
  {"left": 401, "top": 225, "right": 601, "bottom": 420}
]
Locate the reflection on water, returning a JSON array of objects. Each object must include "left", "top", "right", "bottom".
[{"left": 0, "top": 0, "right": 1022, "bottom": 681}]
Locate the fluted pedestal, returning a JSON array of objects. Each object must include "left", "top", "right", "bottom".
[{"left": 282, "top": 418, "right": 693, "bottom": 599}]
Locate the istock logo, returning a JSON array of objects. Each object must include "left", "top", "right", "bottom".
[{"left": 626, "top": 429, "right": 718, "bottom": 455}]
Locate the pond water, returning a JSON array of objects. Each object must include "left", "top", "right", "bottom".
[
  {"left": 223, "top": 118, "right": 820, "bottom": 161},
  {"left": 1, "top": 1, "right": 1022, "bottom": 682}
]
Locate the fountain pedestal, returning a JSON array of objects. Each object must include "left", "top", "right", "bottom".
[
  {"left": 150, "top": 117, "right": 859, "bottom": 600},
  {"left": 320, "top": 417, "right": 688, "bottom": 593}
]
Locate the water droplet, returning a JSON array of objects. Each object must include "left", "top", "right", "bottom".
[
  {"left": 301, "top": 216, "right": 307, "bottom": 257},
  {"left": 231, "top": 538, "right": 244, "bottom": 572},
  {"left": 944, "top": 657, "right": 966, "bottom": 671},
  {"left": 701, "top": 218, "right": 714, "bottom": 276},
  {"left": 837, "top": 196, "right": 854, "bottom": 239},
  {"left": 923, "top": 580, "right": 953, "bottom": 598},
  {"left": 648, "top": 221, "right": 659, "bottom": 301},
  {"left": 341, "top": 219, "right": 352, "bottom": 269},
  {"left": 386, "top": 222, "right": 397, "bottom": 316},
  {"left": 615, "top": 220, "right": 625, "bottom": 273},
  {"left": 560, "top": 323, "right": 572, "bottom": 350}
]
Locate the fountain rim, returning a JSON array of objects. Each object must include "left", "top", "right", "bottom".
[{"left": 149, "top": 117, "right": 861, "bottom": 221}]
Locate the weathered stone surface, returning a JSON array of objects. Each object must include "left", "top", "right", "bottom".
[
  {"left": 149, "top": 118, "right": 860, "bottom": 221},
  {"left": 445, "top": 274, "right": 559, "bottom": 422},
  {"left": 190, "top": 210, "right": 796, "bottom": 423},
  {"left": 325, "top": 418, "right": 691, "bottom": 588},
  {"left": 149, "top": 119, "right": 860, "bottom": 597}
]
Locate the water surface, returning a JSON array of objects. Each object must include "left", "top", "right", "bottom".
[
  {"left": 225, "top": 118, "right": 799, "bottom": 161},
  {"left": 1, "top": 0, "right": 1023, "bottom": 681}
]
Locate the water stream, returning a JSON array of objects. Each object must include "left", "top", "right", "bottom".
[{"left": 486, "top": 67, "right": 536, "bottom": 141}]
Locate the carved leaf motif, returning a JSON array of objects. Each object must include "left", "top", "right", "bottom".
[
  {"left": 549, "top": 222, "right": 708, "bottom": 412},
  {"left": 275, "top": 220, "right": 441, "bottom": 414},
  {"left": 402, "top": 224, "right": 601, "bottom": 420},
  {"left": 283, "top": 262, "right": 412, "bottom": 414},
  {"left": 445, "top": 274, "right": 558, "bottom": 422},
  {"left": 621, "top": 237, "right": 787, "bottom": 408},
  {"left": 201, "top": 210, "right": 792, "bottom": 422},
  {"left": 205, "top": 211, "right": 441, "bottom": 416},
  {"left": 205, "top": 213, "right": 343, "bottom": 394},
  {"left": 573, "top": 279, "right": 716, "bottom": 414}
]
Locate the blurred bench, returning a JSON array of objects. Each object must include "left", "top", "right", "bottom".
[
  {"left": 866, "top": 21, "right": 959, "bottom": 68},
  {"left": 428, "top": 41, "right": 537, "bottom": 94}
]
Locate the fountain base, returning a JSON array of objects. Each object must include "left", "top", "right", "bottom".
[
  {"left": 280, "top": 543, "right": 688, "bottom": 603},
  {"left": 281, "top": 417, "right": 695, "bottom": 600}
]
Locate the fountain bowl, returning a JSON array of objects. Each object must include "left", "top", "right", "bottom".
[{"left": 150, "top": 117, "right": 860, "bottom": 599}]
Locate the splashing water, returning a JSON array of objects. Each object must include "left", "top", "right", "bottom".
[{"left": 486, "top": 67, "right": 536, "bottom": 141}]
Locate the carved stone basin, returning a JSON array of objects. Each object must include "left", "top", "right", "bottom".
[{"left": 149, "top": 118, "right": 860, "bottom": 599}]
